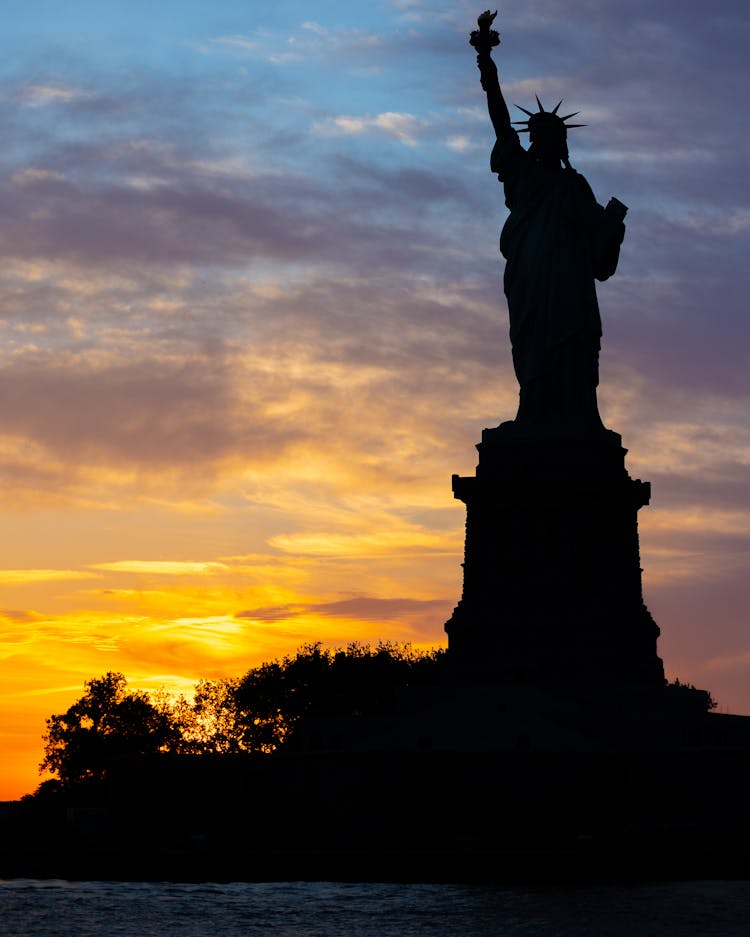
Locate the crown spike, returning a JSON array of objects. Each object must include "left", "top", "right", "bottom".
[
  {"left": 560, "top": 112, "right": 579, "bottom": 121},
  {"left": 551, "top": 99, "right": 563, "bottom": 114},
  {"left": 514, "top": 104, "right": 534, "bottom": 117},
  {"left": 535, "top": 95, "right": 545, "bottom": 112},
  {"left": 563, "top": 123, "right": 586, "bottom": 129}
]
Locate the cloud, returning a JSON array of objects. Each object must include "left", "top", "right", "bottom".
[
  {"left": 92, "top": 561, "right": 229, "bottom": 575},
  {"left": 11, "top": 168, "right": 66, "bottom": 186},
  {"left": 209, "top": 36, "right": 258, "bottom": 52},
  {"left": 16, "top": 84, "right": 94, "bottom": 107},
  {"left": 313, "top": 595, "right": 449, "bottom": 621},
  {"left": 269, "top": 527, "right": 462, "bottom": 558},
  {"left": 0, "top": 138, "right": 482, "bottom": 278},
  {"left": 314, "top": 112, "right": 427, "bottom": 146},
  {"left": 446, "top": 134, "right": 474, "bottom": 152},
  {"left": 0, "top": 353, "right": 238, "bottom": 467},
  {"left": 0, "top": 608, "right": 43, "bottom": 623},
  {"left": 236, "top": 595, "right": 448, "bottom": 622},
  {"left": 206, "top": 22, "right": 384, "bottom": 66},
  {"left": 0, "top": 569, "right": 96, "bottom": 584},
  {"left": 235, "top": 604, "right": 302, "bottom": 622}
]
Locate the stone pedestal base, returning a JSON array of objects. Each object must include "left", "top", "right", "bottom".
[{"left": 445, "top": 424, "right": 664, "bottom": 686}]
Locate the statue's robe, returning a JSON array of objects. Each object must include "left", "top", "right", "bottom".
[{"left": 491, "top": 130, "right": 624, "bottom": 430}]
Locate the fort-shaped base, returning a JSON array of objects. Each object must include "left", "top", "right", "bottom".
[{"left": 446, "top": 423, "right": 665, "bottom": 686}]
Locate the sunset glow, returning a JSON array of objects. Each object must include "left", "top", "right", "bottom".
[{"left": 1, "top": 1, "right": 749, "bottom": 799}]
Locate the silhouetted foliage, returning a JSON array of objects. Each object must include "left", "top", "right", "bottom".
[
  {"left": 33, "top": 645, "right": 446, "bottom": 795},
  {"left": 666, "top": 677, "right": 717, "bottom": 712},
  {"left": 21, "top": 778, "right": 65, "bottom": 806},
  {"left": 163, "top": 677, "right": 245, "bottom": 754},
  {"left": 40, "top": 672, "right": 179, "bottom": 788},
  {"left": 234, "top": 642, "right": 446, "bottom": 751}
]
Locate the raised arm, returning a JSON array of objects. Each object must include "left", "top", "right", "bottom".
[
  {"left": 477, "top": 51, "right": 512, "bottom": 140},
  {"left": 470, "top": 11, "right": 513, "bottom": 141}
]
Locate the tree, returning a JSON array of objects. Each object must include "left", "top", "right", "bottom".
[
  {"left": 40, "top": 672, "right": 179, "bottom": 788},
  {"left": 233, "top": 642, "right": 445, "bottom": 751},
  {"left": 163, "top": 678, "right": 246, "bottom": 754}
]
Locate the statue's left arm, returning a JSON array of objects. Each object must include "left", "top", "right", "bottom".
[{"left": 593, "top": 196, "right": 627, "bottom": 281}]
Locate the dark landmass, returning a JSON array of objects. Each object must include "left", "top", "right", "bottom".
[{"left": 4, "top": 664, "right": 750, "bottom": 883}]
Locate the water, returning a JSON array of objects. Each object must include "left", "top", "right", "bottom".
[{"left": 2, "top": 880, "right": 749, "bottom": 936}]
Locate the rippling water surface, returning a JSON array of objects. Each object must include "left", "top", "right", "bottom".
[{"left": 2, "top": 879, "right": 750, "bottom": 937}]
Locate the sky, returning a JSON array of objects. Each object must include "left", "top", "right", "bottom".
[{"left": 0, "top": 0, "right": 748, "bottom": 799}]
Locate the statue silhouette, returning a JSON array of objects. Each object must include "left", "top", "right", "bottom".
[
  {"left": 443, "top": 14, "right": 665, "bottom": 688},
  {"left": 473, "top": 11, "right": 627, "bottom": 437}
]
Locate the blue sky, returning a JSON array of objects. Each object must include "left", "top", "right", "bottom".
[{"left": 0, "top": 0, "right": 749, "bottom": 796}]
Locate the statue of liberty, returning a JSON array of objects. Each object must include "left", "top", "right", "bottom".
[{"left": 471, "top": 11, "right": 627, "bottom": 437}]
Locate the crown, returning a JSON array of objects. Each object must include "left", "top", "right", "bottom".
[{"left": 512, "top": 97, "right": 586, "bottom": 133}]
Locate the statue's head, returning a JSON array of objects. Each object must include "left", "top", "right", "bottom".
[{"left": 514, "top": 98, "right": 585, "bottom": 168}]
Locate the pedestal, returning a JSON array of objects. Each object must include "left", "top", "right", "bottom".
[{"left": 445, "top": 425, "right": 664, "bottom": 685}]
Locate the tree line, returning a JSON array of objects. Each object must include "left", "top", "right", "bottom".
[
  {"left": 31, "top": 642, "right": 445, "bottom": 800},
  {"left": 27, "top": 640, "right": 715, "bottom": 805}
]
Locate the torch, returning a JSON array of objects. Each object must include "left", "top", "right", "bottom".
[{"left": 469, "top": 10, "right": 500, "bottom": 55}]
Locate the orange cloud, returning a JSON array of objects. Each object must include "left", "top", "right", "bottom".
[
  {"left": 92, "top": 560, "right": 229, "bottom": 575},
  {"left": 0, "top": 569, "right": 97, "bottom": 584}
]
